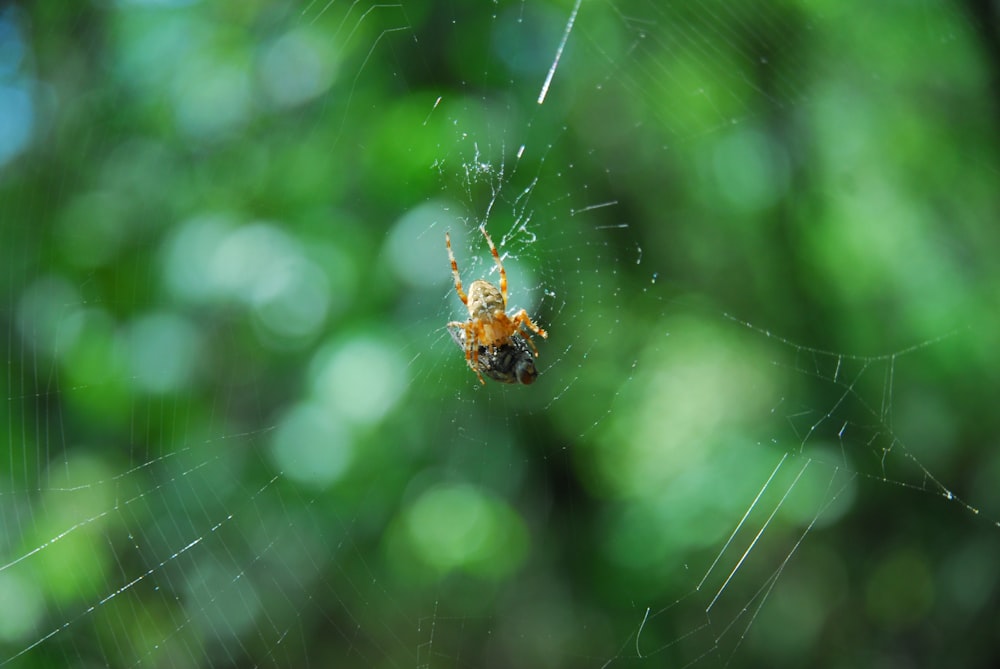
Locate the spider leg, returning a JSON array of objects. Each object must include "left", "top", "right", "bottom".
[
  {"left": 447, "top": 320, "right": 475, "bottom": 365},
  {"left": 445, "top": 232, "right": 468, "bottom": 305},
  {"left": 510, "top": 309, "right": 548, "bottom": 357},
  {"left": 448, "top": 320, "right": 486, "bottom": 385},
  {"left": 466, "top": 321, "right": 487, "bottom": 385},
  {"left": 469, "top": 340, "right": 485, "bottom": 385},
  {"left": 480, "top": 226, "right": 507, "bottom": 306},
  {"left": 519, "top": 329, "right": 540, "bottom": 358}
]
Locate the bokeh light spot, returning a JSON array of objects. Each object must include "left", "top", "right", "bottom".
[
  {"left": 172, "top": 57, "right": 251, "bottom": 140},
  {"left": 251, "top": 256, "right": 330, "bottom": 345},
  {"left": 29, "top": 454, "right": 117, "bottom": 604},
  {"left": 0, "top": 572, "right": 43, "bottom": 643},
  {"left": 386, "top": 200, "right": 463, "bottom": 290},
  {"left": 125, "top": 312, "right": 201, "bottom": 394},
  {"left": 16, "top": 275, "right": 84, "bottom": 358},
  {"left": 406, "top": 484, "right": 527, "bottom": 577},
  {"left": 212, "top": 224, "right": 302, "bottom": 304},
  {"left": 0, "top": 83, "right": 32, "bottom": 167},
  {"left": 259, "top": 27, "right": 338, "bottom": 109},
  {"left": 711, "top": 127, "right": 789, "bottom": 212},
  {"left": 164, "top": 219, "right": 332, "bottom": 345},
  {"left": 311, "top": 336, "right": 407, "bottom": 426},
  {"left": 183, "top": 560, "right": 261, "bottom": 640},
  {"left": 595, "top": 315, "right": 779, "bottom": 498},
  {"left": 270, "top": 402, "right": 353, "bottom": 489}
]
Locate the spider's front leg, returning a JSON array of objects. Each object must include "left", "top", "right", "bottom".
[
  {"left": 445, "top": 232, "right": 469, "bottom": 306},
  {"left": 510, "top": 309, "right": 548, "bottom": 358}
]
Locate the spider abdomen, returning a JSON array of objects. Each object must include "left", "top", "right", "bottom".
[{"left": 467, "top": 280, "right": 506, "bottom": 321}]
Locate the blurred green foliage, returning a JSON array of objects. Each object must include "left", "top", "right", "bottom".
[{"left": 1, "top": 0, "right": 999, "bottom": 668}]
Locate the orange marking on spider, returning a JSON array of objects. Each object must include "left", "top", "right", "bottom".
[{"left": 446, "top": 227, "right": 548, "bottom": 385}]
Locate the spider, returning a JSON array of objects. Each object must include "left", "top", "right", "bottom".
[
  {"left": 447, "top": 324, "right": 539, "bottom": 385},
  {"left": 446, "top": 226, "right": 548, "bottom": 385}
]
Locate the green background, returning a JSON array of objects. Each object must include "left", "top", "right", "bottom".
[{"left": 2, "top": 0, "right": 999, "bottom": 667}]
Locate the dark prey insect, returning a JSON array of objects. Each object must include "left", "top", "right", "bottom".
[{"left": 447, "top": 324, "right": 540, "bottom": 385}]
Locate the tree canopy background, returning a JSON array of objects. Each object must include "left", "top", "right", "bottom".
[{"left": 2, "top": 1, "right": 999, "bottom": 667}]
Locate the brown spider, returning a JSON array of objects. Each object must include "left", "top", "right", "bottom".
[{"left": 446, "top": 227, "right": 548, "bottom": 385}]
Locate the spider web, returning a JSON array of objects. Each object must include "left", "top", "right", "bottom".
[{"left": 2, "top": 1, "right": 999, "bottom": 668}]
